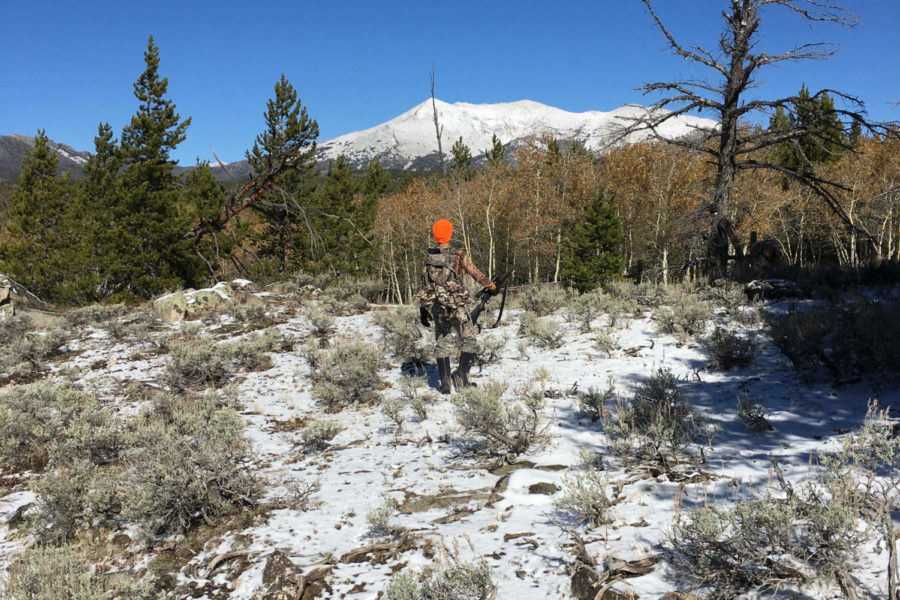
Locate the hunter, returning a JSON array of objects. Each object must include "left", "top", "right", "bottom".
[{"left": 418, "top": 219, "right": 497, "bottom": 394}]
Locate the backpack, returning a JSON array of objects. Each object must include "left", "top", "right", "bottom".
[{"left": 416, "top": 247, "right": 472, "bottom": 320}]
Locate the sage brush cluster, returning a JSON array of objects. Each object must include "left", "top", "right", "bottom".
[
  {"left": 384, "top": 558, "right": 497, "bottom": 600},
  {"left": 516, "top": 285, "right": 567, "bottom": 316},
  {"left": 308, "top": 340, "right": 384, "bottom": 407},
  {"left": 603, "top": 368, "right": 711, "bottom": 470},
  {"left": 299, "top": 420, "right": 340, "bottom": 452},
  {"left": 554, "top": 468, "right": 612, "bottom": 528},
  {"left": 669, "top": 489, "right": 864, "bottom": 599},
  {"left": 452, "top": 381, "right": 548, "bottom": 456},
  {"left": 652, "top": 288, "right": 712, "bottom": 344},
  {"left": 3, "top": 543, "right": 161, "bottom": 600},
  {"left": 374, "top": 305, "right": 431, "bottom": 365},
  {"left": 518, "top": 311, "right": 564, "bottom": 349},
  {"left": 770, "top": 295, "right": 900, "bottom": 382},
  {"left": 702, "top": 326, "right": 758, "bottom": 370}
]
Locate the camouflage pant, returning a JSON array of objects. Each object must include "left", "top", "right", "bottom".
[{"left": 432, "top": 306, "right": 478, "bottom": 358}]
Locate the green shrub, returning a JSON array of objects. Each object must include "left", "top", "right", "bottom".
[
  {"left": 30, "top": 459, "right": 122, "bottom": 542},
  {"left": 452, "top": 381, "right": 547, "bottom": 456},
  {"left": 161, "top": 338, "right": 233, "bottom": 391},
  {"left": 554, "top": 468, "right": 612, "bottom": 528},
  {"left": 374, "top": 305, "right": 431, "bottom": 365},
  {"left": 477, "top": 334, "right": 507, "bottom": 365},
  {"left": 0, "top": 381, "right": 116, "bottom": 472},
  {"left": 669, "top": 490, "right": 864, "bottom": 600},
  {"left": 105, "top": 310, "right": 158, "bottom": 343},
  {"left": 653, "top": 289, "right": 711, "bottom": 343},
  {"left": 768, "top": 308, "right": 831, "bottom": 373},
  {"left": 306, "top": 307, "right": 336, "bottom": 338},
  {"left": 385, "top": 559, "right": 497, "bottom": 600},
  {"left": 518, "top": 311, "right": 564, "bottom": 349},
  {"left": 565, "top": 290, "right": 605, "bottom": 333},
  {"left": 604, "top": 279, "right": 666, "bottom": 311},
  {"left": 516, "top": 285, "right": 568, "bottom": 316},
  {"left": 603, "top": 368, "right": 710, "bottom": 470},
  {"left": 366, "top": 496, "right": 407, "bottom": 539},
  {"left": 120, "top": 392, "right": 260, "bottom": 535},
  {"left": 3, "top": 543, "right": 160, "bottom": 600},
  {"left": 64, "top": 303, "right": 124, "bottom": 328},
  {"left": 735, "top": 391, "right": 771, "bottom": 432},
  {"left": 0, "top": 314, "right": 33, "bottom": 344},
  {"left": 229, "top": 328, "right": 296, "bottom": 372},
  {"left": 819, "top": 400, "right": 900, "bottom": 597},
  {"left": 702, "top": 326, "right": 758, "bottom": 370},
  {"left": 381, "top": 397, "right": 407, "bottom": 433},
  {"left": 2, "top": 327, "right": 72, "bottom": 375},
  {"left": 308, "top": 340, "right": 384, "bottom": 407},
  {"left": 579, "top": 380, "right": 616, "bottom": 422},
  {"left": 593, "top": 329, "right": 617, "bottom": 356},
  {"left": 769, "top": 295, "right": 900, "bottom": 382},
  {"left": 299, "top": 420, "right": 340, "bottom": 452}
]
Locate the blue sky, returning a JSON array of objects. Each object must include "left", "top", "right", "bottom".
[{"left": 2, "top": 0, "right": 897, "bottom": 165}]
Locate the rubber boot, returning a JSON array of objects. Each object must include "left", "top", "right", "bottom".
[
  {"left": 436, "top": 357, "right": 452, "bottom": 395},
  {"left": 452, "top": 351, "right": 478, "bottom": 389}
]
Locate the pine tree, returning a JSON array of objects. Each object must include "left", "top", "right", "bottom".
[
  {"left": 181, "top": 162, "right": 232, "bottom": 275},
  {"left": 362, "top": 157, "right": 392, "bottom": 199},
  {"left": 0, "top": 130, "right": 74, "bottom": 300},
  {"left": 484, "top": 134, "right": 505, "bottom": 166},
  {"left": 311, "top": 155, "right": 377, "bottom": 276},
  {"left": 248, "top": 74, "right": 320, "bottom": 275},
  {"left": 561, "top": 188, "right": 625, "bottom": 292},
  {"left": 102, "top": 35, "right": 198, "bottom": 300},
  {"left": 450, "top": 137, "right": 473, "bottom": 181},
  {"left": 770, "top": 85, "right": 847, "bottom": 175}
]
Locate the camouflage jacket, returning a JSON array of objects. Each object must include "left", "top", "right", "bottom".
[{"left": 416, "top": 246, "right": 492, "bottom": 321}]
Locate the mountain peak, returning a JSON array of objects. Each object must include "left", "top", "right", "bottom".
[{"left": 316, "top": 98, "right": 717, "bottom": 171}]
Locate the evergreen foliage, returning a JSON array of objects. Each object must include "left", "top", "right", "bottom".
[
  {"left": 484, "top": 133, "right": 505, "bottom": 166},
  {"left": 450, "top": 136, "right": 473, "bottom": 181},
  {"left": 249, "top": 74, "right": 320, "bottom": 275},
  {"left": 770, "top": 85, "right": 847, "bottom": 174},
  {"left": 313, "top": 155, "right": 375, "bottom": 275},
  {"left": 106, "top": 35, "right": 199, "bottom": 301},
  {"left": 561, "top": 187, "right": 625, "bottom": 292},
  {"left": 0, "top": 130, "right": 75, "bottom": 301}
]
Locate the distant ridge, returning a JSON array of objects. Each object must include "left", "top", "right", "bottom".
[
  {"left": 1, "top": 99, "right": 717, "bottom": 182},
  {"left": 0, "top": 134, "right": 90, "bottom": 182}
]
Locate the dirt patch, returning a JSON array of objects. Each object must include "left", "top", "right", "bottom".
[
  {"left": 272, "top": 416, "right": 311, "bottom": 433},
  {"left": 399, "top": 489, "right": 492, "bottom": 514}
]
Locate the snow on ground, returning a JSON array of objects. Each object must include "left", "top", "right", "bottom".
[{"left": 1, "top": 288, "right": 897, "bottom": 599}]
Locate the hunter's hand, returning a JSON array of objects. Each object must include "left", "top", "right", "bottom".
[
  {"left": 420, "top": 306, "right": 432, "bottom": 327},
  {"left": 485, "top": 283, "right": 499, "bottom": 296}
]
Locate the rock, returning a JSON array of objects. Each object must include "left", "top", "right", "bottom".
[
  {"left": 152, "top": 281, "right": 267, "bottom": 323},
  {"left": 744, "top": 279, "right": 798, "bottom": 301},
  {"left": 0, "top": 274, "right": 62, "bottom": 327},
  {"left": 261, "top": 551, "right": 305, "bottom": 600},
  {"left": 528, "top": 482, "right": 561, "bottom": 495},
  {"left": 152, "top": 291, "right": 187, "bottom": 323},
  {"left": 571, "top": 562, "right": 605, "bottom": 600},
  {"left": 183, "top": 282, "right": 236, "bottom": 319}
]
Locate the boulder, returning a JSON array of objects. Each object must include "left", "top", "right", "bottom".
[
  {"left": 152, "top": 291, "right": 188, "bottom": 323},
  {"left": 152, "top": 281, "right": 265, "bottom": 323},
  {"left": 0, "top": 274, "right": 62, "bottom": 328}
]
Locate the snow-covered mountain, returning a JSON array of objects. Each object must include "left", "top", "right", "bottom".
[
  {"left": 0, "top": 134, "right": 91, "bottom": 182},
  {"left": 1, "top": 100, "right": 716, "bottom": 182},
  {"left": 316, "top": 99, "right": 717, "bottom": 171}
]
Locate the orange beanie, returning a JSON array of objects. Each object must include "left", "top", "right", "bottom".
[{"left": 432, "top": 219, "right": 453, "bottom": 244}]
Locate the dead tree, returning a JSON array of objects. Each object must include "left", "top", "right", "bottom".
[
  {"left": 431, "top": 65, "right": 446, "bottom": 176},
  {"left": 630, "top": 0, "right": 896, "bottom": 275}
]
